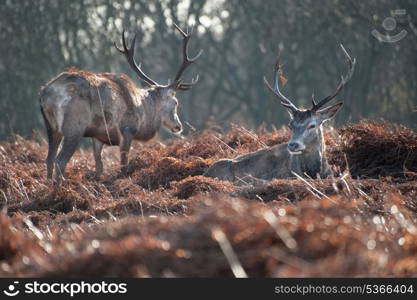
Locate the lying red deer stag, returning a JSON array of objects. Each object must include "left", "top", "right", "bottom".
[
  {"left": 204, "top": 44, "right": 355, "bottom": 183},
  {"left": 40, "top": 24, "right": 202, "bottom": 180}
]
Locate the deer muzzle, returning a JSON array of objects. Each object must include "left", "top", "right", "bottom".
[{"left": 287, "top": 142, "right": 305, "bottom": 155}]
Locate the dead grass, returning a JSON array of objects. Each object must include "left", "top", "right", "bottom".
[{"left": 0, "top": 121, "right": 416, "bottom": 277}]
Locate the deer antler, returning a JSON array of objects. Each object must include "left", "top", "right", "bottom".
[
  {"left": 115, "top": 25, "right": 202, "bottom": 91},
  {"left": 114, "top": 30, "right": 159, "bottom": 87},
  {"left": 170, "top": 23, "right": 203, "bottom": 91},
  {"left": 312, "top": 44, "right": 356, "bottom": 111},
  {"left": 264, "top": 51, "right": 298, "bottom": 113}
]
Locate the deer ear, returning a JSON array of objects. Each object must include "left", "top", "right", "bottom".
[{"left": 316, "top": 102, "right": 343, "bottom": 121}]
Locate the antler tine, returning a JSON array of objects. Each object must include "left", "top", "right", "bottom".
[
  {"left": 173, "top": 23, "right": 187, "bottom": 38},
  {"left": 311, "top": 93, "right": 317, "bottom": 107},
  {"left": 114, "top": 29, "right": 159, "bottom": 87},
  {"left": 176, "top": 74, "right": 200, "bottom": 91},
  {"left": 171, "top": 23, "right": 203, "bottom": 90},
  {"left": 313, "top": 44, "right": 356, "bottom": 111},
  {"left": 114, "top": 29, "right": 126, "bottom": 53},
  {"left": 264, "top": 52, "right": 298, "bottom": 112}
]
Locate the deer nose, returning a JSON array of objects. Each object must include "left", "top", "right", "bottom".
[
  {"left": 173, "top": 125, "right": 182, "bottom": 132},
  {"left": 288, "top": 142, "right": 301, "bottom": 152}
]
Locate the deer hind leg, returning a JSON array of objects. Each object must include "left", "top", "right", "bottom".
[
  {"left": 55, "top": 115, "right": 88, "bottom": 181},
  {"left": 53, "top": 97, "right": 91, "bottom": 181},
  {"left": 43, "top": 118, "right": 62, "bottom": 179},
  {"left": 46, "top": 133, "right": 63, "bottom": 179},
  {"left": 92, "top": 138, "right": 104, "bottom": 178},
  {"left": 40, "top": 106, "right": 62, "bottom": 179},
  {"left": 55, "top": 133, "right": 83, "bottom": 181}
]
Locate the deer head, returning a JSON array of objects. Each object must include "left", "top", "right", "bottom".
[
  {"left": 114, "top": 24, "right": 202, "bottom": 134},
  {"left": 264, "top": 44, "right": 356, "bottom": 155}
]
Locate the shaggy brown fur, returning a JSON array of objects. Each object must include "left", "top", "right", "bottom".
[{"left": 39, "top": 69, "right": 183, "bottom": 180}]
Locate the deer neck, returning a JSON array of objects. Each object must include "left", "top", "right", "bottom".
[
  {"left": 288, "top": 127, "right": 326, "bottom": 178},
  {"left": 135, "top": 90, "right": 162, "bottom": 141},
  {"left": 316, "top": 125, "right": 326, "bottom": 157}
]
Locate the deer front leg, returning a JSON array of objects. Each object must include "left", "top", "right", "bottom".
[
  {"left": 235, "top": 174, "right": 269, "bottom": 186},
  {"left": 120, "top": 132, "right": 132, "bottom": 176},
  {"left": 92, "top": 138, "right": 104, "bottom": 178}
]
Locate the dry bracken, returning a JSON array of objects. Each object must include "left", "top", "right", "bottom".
[{"left": 0, "top": 121, "right": 416, "bottom": 277}]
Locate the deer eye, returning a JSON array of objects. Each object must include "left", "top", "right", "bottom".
[{"left": 307, "top": 124, "right": 316, "bottom": 130}]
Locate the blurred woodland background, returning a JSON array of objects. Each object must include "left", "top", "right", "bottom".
[{"left": 0, "top": 0, "right": 416, "bottom": 140}]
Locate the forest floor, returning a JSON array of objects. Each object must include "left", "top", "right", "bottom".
[{"left": 0, "top": 121, "right": 416, "bottom": 277}]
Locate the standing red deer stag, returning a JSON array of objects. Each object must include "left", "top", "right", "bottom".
[{"left": 39, "top": 24, "right": 202, "bottom": 180}]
